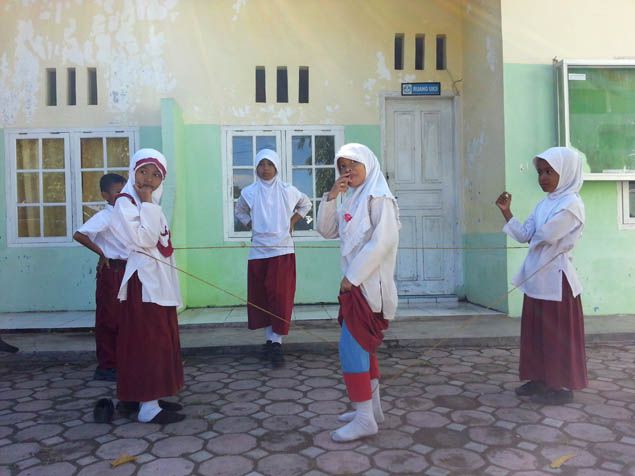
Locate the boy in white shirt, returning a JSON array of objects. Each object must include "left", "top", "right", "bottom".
[{"left": 74, "top": 173, "right": 127, "bottom": 381}]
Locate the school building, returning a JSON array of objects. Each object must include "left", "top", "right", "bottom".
[{"left": 1, "top": 0, "right": 634, "bottom": 318}]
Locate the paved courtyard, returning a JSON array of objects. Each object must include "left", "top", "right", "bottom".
[{"left": 1, "top": 342, "right": 635, "bottom": 476}]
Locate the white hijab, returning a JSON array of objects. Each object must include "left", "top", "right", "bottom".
[
  {"left": 532, "top": 146, "right": 585, "bottom": 226},
  {"left": 120, "top": 148, "right": 171, "bottom": 250},
  {"left": 241, "top": 149, "right": 301, "bottom": 236},
  {"left": 336, "top": 143, "right": 398, "bottom": 257}
]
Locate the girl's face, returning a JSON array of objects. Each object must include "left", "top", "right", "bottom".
[
  {"left": 135, "top": 163, "right": 163, "bottom": 191},
  {"left": 337, "top": 157, "right": 366, "bottom": 188},
  {"left": 256, "top": 159, "right": 277, "bottom": 180},
  {"left": 535, "top": 158, "right": 560, "bottom": 193}
]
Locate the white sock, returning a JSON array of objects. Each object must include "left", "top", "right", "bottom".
[
  {"left": 138, "top": 400, "right": 162, "bottom": 423},
  {"left": 270, "top": 330, "right": 282, "bottom": 344},
  {"left": 338, "top": 379, "right": 384, "bottom": 423},
  {"left": 331, "top": 399, "right": 377, "bottom": 442}
]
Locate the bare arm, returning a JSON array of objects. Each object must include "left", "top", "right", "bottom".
[{"left": 73, "top": 231, "right": 109, "bottom": 270}]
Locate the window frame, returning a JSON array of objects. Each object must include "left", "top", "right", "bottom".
[
  {"left": 221, "top": 125, "right": 344, "bottom": 241},
  {"left": 619, "top": 181, "right": 635, "bottom": 229},
  {"left": 5, "top": 127, "right": 137, "bottom": 247}
]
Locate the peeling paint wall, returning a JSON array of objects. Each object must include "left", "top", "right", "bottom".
[{"left": 0, "top": 0, "right": 464, "bottom": 128}]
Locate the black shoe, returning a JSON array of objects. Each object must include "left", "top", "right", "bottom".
[
  {"left": 94, "top": 367, "right": 117, "bottom": 382},
  {"left": 148, "top": 410, "right": 186, "bottom": 424},
  {"left": 531, "top": 389, "right": 573, "bottom": 405},
  {"left": 515, "top": 380, "right": 546, "bottom": 397},
  {"left": 270, "top": 342, "right": 285, "bottom": 368},
  {"left": 261, "top": 340, "right": 273, "bottom": 361},
  {"left": 93, "top": 398, "right": 115, "bottom": 423},
  {"left": 117, "top": 400, "right": 183, "bottom": 417},
  {"left": 0, "top": 338, "right": 19, "bottom": 354}
]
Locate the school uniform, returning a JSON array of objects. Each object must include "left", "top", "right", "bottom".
[
  {"left": 77, "top": 206, "right": 128, "bottom": 371},
  {"left": 110, "top": 149, "right": 184, "bottom": 418},
  {"left": 316, "top": 143, "right": 400, "bottom": 442},
  {"left": 503, "top": 147, "right": 588, "bottom": 392},
  {"left": 235, "top": 149, "right": 311, "bottom": 336}
]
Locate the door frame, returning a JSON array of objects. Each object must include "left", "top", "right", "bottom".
[{"left": 380, "top": 93, "right": 465, "bottom": 296}]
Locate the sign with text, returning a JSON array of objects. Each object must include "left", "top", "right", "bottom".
[{"left": 401, "top": 82, "right": 441, "bottom": 96}]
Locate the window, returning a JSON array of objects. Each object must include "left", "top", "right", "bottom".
[
  {"left": 6, "top": 129, "right": 136, "bottom": 245},
  {"left": 620, "top": 181, "right": 635, "bottom": 228},
  {"left": 87, "top": 67, "right": 98, "bottom": 105},
  {"left": 299, "top": 67, "right": 309, "bottom": 103},
  {"left": 277, "top": 67, "right": 288, "bottom": 103},
  {"left": 67, "top": 68, "right": 76, "bottom": 106},
  {"left": 46, "top": 68, "right": 57, "bottom": 106},
  {"left": 394, "top": 34, "right": 404, "bottom": 70},
  {"left": 255, "top": 66, "right": 266, "bottom": 103},
  {"left": 415, "top": 35, "right": 425, "bottom": 70},
  {"left": 222, "top": 126, "right": 344, "bottom": 240},
  {"left": 436, "top": 35, "right": 446, "bottom": 70}
]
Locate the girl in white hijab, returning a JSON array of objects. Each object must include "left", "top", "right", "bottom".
[
  {"left": 316, "top": 143, "right": 400, "bottom": 442},
  {"left": 496, "top": 146, "right": 587, "bottom": 405},
  {"left": 109, "top": 148, "right": 185, "bottom": 424},
  {"left": 235, "top": 149, "right": 311, "bottom": 367}
]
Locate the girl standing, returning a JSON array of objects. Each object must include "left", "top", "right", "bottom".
[
  {"left": 317, "top": 143, "right": 400, "bottom": 442},
  {"left": 110, "top": 148, "right": 185, "bottom": 424},
  {"left": 235, "top": 149, "right": 311, "bottom": 367},
  {"left": 496, "top": 146, "right": 587, "bottom": 405}
]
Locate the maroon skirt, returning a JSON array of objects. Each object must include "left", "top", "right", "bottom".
[
  {"left": 116, "top": 273, "right": 184, "bottom": 402},
  {"left": 519, "top": 274, "right": 588, "bottom": 390},
  {"left": 338, "top": 286, "right": 389, "bottom": 355},
  {"left": 247, "top": 253, "right": 296, "bottom": 335}
]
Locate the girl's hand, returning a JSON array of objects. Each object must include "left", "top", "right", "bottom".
[
  {"left": 97, "top": 253, "right": 109, "bottom": 273},
  {"left": 340, "top": 276, "right": 353, "bottom": 293},
  {"left": 495, "top": 192, "right": 513, "bottom": 222},
  {"left": 327, "top": 173, "right": 351, "bottom": 201},
  {"left": 134, "top": 183, "right": 154, "bottom": 203}
]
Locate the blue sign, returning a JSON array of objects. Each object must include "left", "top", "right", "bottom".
[{"left": 401, "top": 82, "right": 441, "bottom": 96}]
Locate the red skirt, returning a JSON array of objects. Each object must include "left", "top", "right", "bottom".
[
  {"left": 116, "top": 273, "right": 184, "bottom": 402},
  {"left": 338, "top": 286, "right": 389, "bottom": 354},
  {"left": 247, "top": 253, "right": 296, "bottom": 335},
  {"left": 519, "top": 274, "right": 588, "bottom": 390},
  {"left": 95, "top": 259, "right": 126, "bottom": 370}
]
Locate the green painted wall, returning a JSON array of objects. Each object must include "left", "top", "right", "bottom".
[
  {"left": 503, "top": 63, "right": 635, "bottom": 316},
  {"left": 0, "top": 126, "right": 162, "bottom": 312},
  {"left": 463, "top": 233, "right": 509, "bottom": 312}
]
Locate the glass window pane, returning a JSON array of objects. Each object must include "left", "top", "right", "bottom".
[
  {"left": 315, "top": 136, "right": 335, "bottom": 165},
  {"left": 18, "top": 206, "right": 40, "bottom": 237},
  {"left": 17, "top": 172, "right": 40, "bottom": 203},
  {"left": 256, "top": 136, "right": 276, "bottom": 153},
  {"left": 82, "top": 171, "right": 104, "bottom": 202},
  {"left": 81, "top": 137, "right": 104, "bottom": 168},
  {"left": 16, "top": 139, "right": 39, "bottom": 170},
  {"left": 316, "top": 168, "right": 335, "bottom": 197},
  {"left": 42, "top": 138, "right": 65, "bottom": 169},
  {"left": 233, "top": 169, "right": 254, "bottom": 199},
  {"left": 232, "top": 136, "right": 253, "bottom": 166},
  {"left": 43, "top": 206, "right": 66, "bottom": 237},
  {"left": 42, "top": 172, "right": 66, "bottom": 202},
  {"left": 107, "top": 137, "right": 130, "bottom": 168},
  {"left": 83, "top": 204, "right": 104, "bottom": 223},
  {"left": 294, "top": 207, "right": 313, "bottom": 231},
  {"left": 292, "top": 135, "right": 312, "bottom": 166},
  {"left": 233, "top": 201, "right": 251, "bottom": 232},
  {"left": 630, "top": 182, "right": 635, "bottom": 219},
  {"left": 292, "top": 168, "right": 313, "bottom": 197}
]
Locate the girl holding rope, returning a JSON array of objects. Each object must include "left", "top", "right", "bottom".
[
  {"left": 317, "top": 143, "right": 400, "bottom": 442},
  {"left": 496, "top": 146, "right": 587, "bottom": 405}
]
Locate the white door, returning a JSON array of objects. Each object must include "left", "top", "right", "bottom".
[{"left": 385, "top": 97, "right": 457, "bottom": 295}]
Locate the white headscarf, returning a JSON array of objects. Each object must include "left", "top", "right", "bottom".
[
  {"left": 336, "top": 143, "right": 398, "bottom": 257},
  {"left": 241, "top": 149, "right": 302, "bottom": 236},
  {"left": 532, "top": 146, "right": 585, "bottom": 226},
  {"left": 119, "top": 148, "right": 171, "bottom": 251}
]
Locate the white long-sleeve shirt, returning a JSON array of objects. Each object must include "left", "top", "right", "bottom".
[
  {"left": 235, "top": 193, "right": 312, "bottom": 260},
  {"left": 110, "top": 198, "right": 182, "bottom": 307},
  {"left": 316, "top": 194, "right": 399, "bottom": 319},
  {"left": 503, "top": 209, "right": 583, "bottom": 301}
]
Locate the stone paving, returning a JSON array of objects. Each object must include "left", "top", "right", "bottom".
[{"left": 1, "top": 342, "right": 635, "bottom": 476}]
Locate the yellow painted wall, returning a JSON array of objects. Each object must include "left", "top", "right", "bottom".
[
  {"left": 501, "top": 0, "right": 635, "bottom": 63},
  {"left": 0, "top": 0, "right": 465, "bottom": 128}
]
